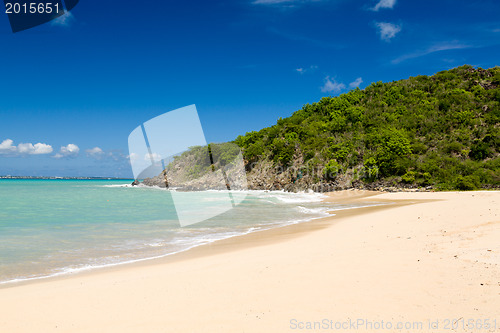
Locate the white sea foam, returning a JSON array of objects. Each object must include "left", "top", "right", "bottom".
[
  {"left": 103, "top": 185, "right": 327, "bottom": 204},
  {"left": 245, "top": 190, "right": 326, "bottom": 204},
  {"left": 0, "top": 227, "right": 277, "bottom": 286},
  {"left": 270, "top": 194, "right": 324, "bottom": 203},
  {"left": 296, "top": 206, "right": 331, "bottom": 216}
]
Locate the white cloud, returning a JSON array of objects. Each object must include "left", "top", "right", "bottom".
[
  {"left": 107, "top": 151, "right": 129, "bottom": 162},
  {"left": 85, "top": 147, "right": 105, "bottom": 159},
  {"left": 0, "top": 139, "right": 53, "bottom": 156},
  {"left": 321, "top": 76, "right": 346, "bottom": 93},
  {"left": 376, "top": 22, "right": 401, "bottom": 42},
  {"left": 349, "top": 77, "right": 363, "bottom": 88},
  {"left": 145, "top": 153, "right": 162, "bottom": 162},
  {"left": 53, "top": 144, "right": 80, "bottom": 159},
  {"left": 128, "top": 153, "right": 139, "bottom": 161},
  {"left": 391, "top": 42, "right": 471, "bottom": 64},
  {"left": 17, "top": 143, "right": 33, "bottom": 154},
  {"left": 18, "top": 143, "right": 53, "bottom": 155},
  {"left": 127, "top": 153, "right": 139, "bottom": 166},
  {"left": 61, "top": 144, "right": 79, "bottom": 155},
  {"left": 371, "top": 0, "right": 396, "bottom": 11},
  {"left": 51, "top": 11, "right": 75, "bottom": 27},
  {"left": 0, "top": 139, "right": 17, "bottom": 154},
  {"left": 296, "top": 65, "right": 318, "bottom": 74},
  {"left": 33, "top": 143, "right": 53, "bottom": 154}
]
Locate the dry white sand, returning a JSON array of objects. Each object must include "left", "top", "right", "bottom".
[{"left": 0, "top": 191, "right": 499, "bottom": 332}]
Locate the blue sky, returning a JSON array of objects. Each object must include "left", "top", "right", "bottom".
[{"left": 0, "top": 0, "right": 499, "bottom": 177}]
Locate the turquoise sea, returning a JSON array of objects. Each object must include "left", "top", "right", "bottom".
[{"left": 0, "top": 179, "right": 370, "bottom": 285}]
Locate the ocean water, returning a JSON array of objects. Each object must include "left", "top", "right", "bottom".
[{"left": 0, "top": 179, "right": 370, "bottom": 285}]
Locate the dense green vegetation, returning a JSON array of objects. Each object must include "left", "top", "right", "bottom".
[{"left": 234, "top": 65, "right": 500, "bottom": 190}]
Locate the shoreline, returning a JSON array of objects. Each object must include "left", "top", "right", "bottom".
[
  {"left": 1, "top": 190, "right": 499, "bottom": 332},
  {"left": 0, "top": 189, "right": 390, "bottom": 289}
]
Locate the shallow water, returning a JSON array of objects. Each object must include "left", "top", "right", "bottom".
[{"left": 0, "top": 179, "right": 371, "bottom": 284}]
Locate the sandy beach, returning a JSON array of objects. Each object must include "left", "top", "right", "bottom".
[{"left": 0, "top": 190, "right": 499, "bottom": 332}]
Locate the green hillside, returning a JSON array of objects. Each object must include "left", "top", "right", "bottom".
[{"left": 234, "top": 65, "right": 500, "bottom": 191}]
